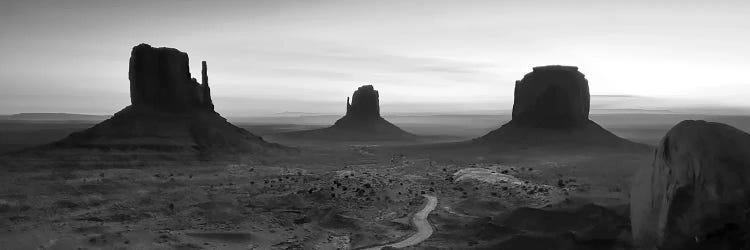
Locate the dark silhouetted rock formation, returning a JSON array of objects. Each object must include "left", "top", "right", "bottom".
[
  {"left": 512, "top": 66, "right": 589, "bottom": 128},
  {"left": 129, "top": 44, "right": 214, "bottom": 112},
  {"left": 333, "top": 85, "right": 389, "bottom": 130},
  {"left": 52, "top": 44, "right": 286, "bottom": 155},
  {"left": 477, "top": 66, "right": 639, "bottom": 148},
  {"left": 201, "top": 61, "right": 214, "bottom": 110},
  {"left": 630, "top": 120, "right": 750, "bottom": 249},
  {"left": 343, "top": 85, "right": 380, "bottom": 119},
  {"left": 279, "top": 85, "right": 415, "bottom": 141}
]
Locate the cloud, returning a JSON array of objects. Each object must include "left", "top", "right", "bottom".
[{"left": 227, "top": 40, "right": 504, "bottom": 89}]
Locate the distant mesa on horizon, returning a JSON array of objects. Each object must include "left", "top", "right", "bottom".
[
  {"left": 34, "top": 43, "right": 289, "bottom": 157},
  {"left": 476, "top": 65, "right": 644, "bottom": 148},
  {"left": 276, "top": 85, "right": 416, "bottom": 141}
]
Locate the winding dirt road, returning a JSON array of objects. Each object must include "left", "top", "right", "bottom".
[{"left": 364, "top": 194, "right": 438, "bottom": 250}]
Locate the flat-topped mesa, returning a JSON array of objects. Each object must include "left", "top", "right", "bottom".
[
  {"left": 511, "top": 65, "right": 590, "bottom": 128},
  {"left": 128, "top": 43, "right": 213, "bottom": 112},
  {"left": 476, "top": 65, "right": 641, "bottom": 148},
  {"left": 343, "top": 85, "right": 381, "bottom": 120}
]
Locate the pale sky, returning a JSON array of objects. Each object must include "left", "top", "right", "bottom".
[{"left": 1, "top": 0, "right": 749, "bottom": 116}]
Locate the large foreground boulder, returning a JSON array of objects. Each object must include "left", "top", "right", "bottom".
[
  {"left": 51, "top": 44, "right": 287, "bottom": 155},
  {"left": 631, "top": 120, "right": 750, "bottom": 249},
  {"left": 278, "top": 85, "right": 415, "bottom": 141},
  {"left": 477, "top": 66, "right": 638, "bottom": 148}
]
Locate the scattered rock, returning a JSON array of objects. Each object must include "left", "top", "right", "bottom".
[
  {"left": 453, "top": 168, "right": 525, "bottom": 185},
  {"left": 54, "top": 200, "right": 79, "bottom": 209}
]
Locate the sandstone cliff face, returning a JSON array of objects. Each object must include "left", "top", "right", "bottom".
[
  {"left": 54, "top": 43, "right": 286, "bottom": 155},
  {"left": 330, "top": 85, "right": 411, "bottom": 137},
  {"left": 279, "top": 85, "right": 415, "bottom": 141},
  {"left": 631, "top": 120, "right": 750, "bottom": 249},
  {"left": 343, "top": 85, "right": 380, "bottom": 120},
  {"left": 477, "top": 66, "right": 635, "bottom": 148},
  {"left": 129, "top": 44, "right": 213, "bottom": 112},
  {"left": 511, "top": 65, "right": 589, "bottom": 128},
  {"left": 200, "top": 61, "right": 214, "bottom": 110}
]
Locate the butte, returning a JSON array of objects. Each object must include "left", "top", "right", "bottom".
[
  {"left": 475, "top": 65, "right": 643, "bottom": 149},
  {"left": 45, "top": 44, "right": 288, "bottom": 158},
  {"left": 278, "top": 85, "right": 416, "bottom": 141}
]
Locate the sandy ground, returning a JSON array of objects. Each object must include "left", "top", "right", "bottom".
[{"left": 0, "top": 119, "right": 657, "bottom": 249}]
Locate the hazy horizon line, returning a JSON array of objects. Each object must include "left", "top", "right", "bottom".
[{"left": 3, "top": 105, "right": 749, "bottom": 118}]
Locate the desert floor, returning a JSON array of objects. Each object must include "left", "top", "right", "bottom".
[{"left": 1, "top": 114, "right": 748, "bottom": 249}]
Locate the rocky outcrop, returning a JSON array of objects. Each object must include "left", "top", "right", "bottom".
[
  {"left": 630, "top": 120, "right": 750, "bottom": 249},
  {"left": 477, "top": 66, "right": 638, "bottom": 148},
  {"left": 129, "top": 43, "right": 213, "bottom": 112},
  {"left": 201, "top": 61, "right": 214, "bottom": 110},
  {"left": 52, "top": 43, "right": 286, "bottom": 155},
  {"left": 343, "top": 85, "right": 380, "bottom": 119},
  {"left": 511, "top": 66, "right": 589, "bottom": 128},
  {"left": 278, "top": 85, "right": 415, "bottom": 141},
  {"left": 333, "top": 85, "right": 390, "bottom": 129}
]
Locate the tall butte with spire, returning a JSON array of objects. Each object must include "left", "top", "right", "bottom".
[
  {"left": 51, "top": 43, "right": 287, "bottom": 156},
  {"left": 201, "top": 61, "right": 214, "bottom": 110},
  {"left": 128, "top": 44, "right": 213, "bottom": 111},
  {"left": 279, "top": 85, "right": 415, "bottom": 141}
]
